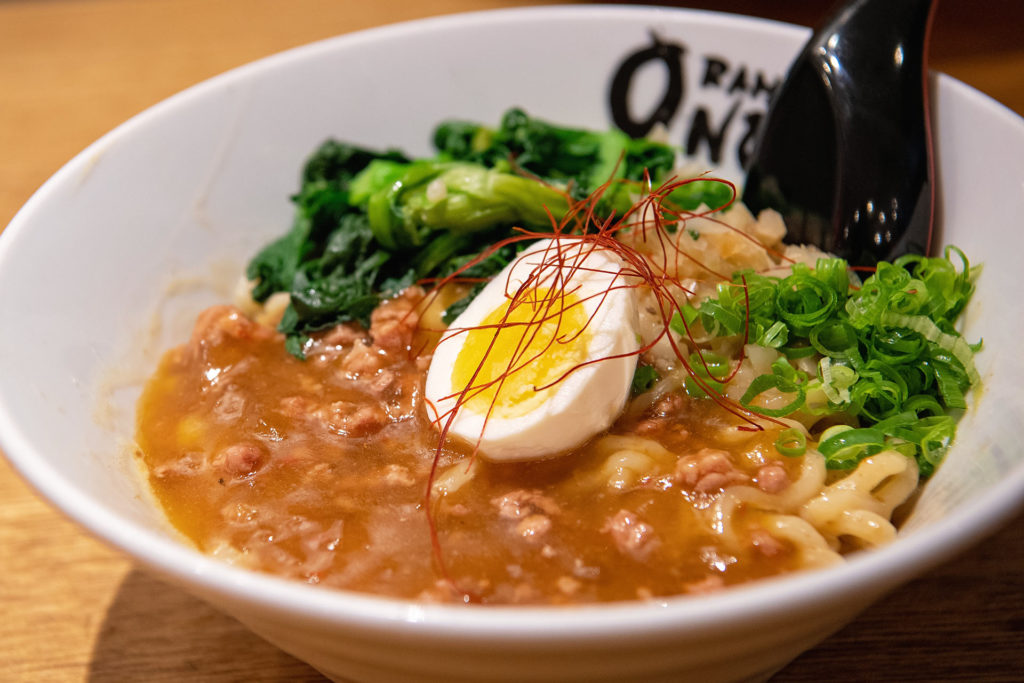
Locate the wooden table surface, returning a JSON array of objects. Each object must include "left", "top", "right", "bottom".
[{"left": 1, "top": 1, "right": 1022, "bottom": 681}]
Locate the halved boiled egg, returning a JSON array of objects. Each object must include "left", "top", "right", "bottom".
[{"left": 425, "top": 239, "right": 640, "bottom": 462}]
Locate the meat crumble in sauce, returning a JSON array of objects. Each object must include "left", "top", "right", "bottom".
[{"left": 136, "top": 288, "right": 809, "bottom": 605}]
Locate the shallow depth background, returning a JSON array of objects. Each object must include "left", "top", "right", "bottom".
[{"left": 1, "top": 1, "right": 1021, "bottom": 681}]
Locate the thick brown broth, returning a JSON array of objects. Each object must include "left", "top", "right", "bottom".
[{"left": 136, "top": 294, "right": 808, "bottom": 604}]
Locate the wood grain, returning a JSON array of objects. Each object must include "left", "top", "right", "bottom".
[{"left": 1, "top": 1, "right": 1021, "bottom": 681}]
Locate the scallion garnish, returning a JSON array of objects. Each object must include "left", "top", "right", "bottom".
[
  {"left": 679, "top": 249, "right": 980, "bottom": 474},
  {"left": 775, "top": 428, "right": 807, "bottom": 457}
]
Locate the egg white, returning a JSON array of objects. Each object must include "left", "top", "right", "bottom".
[{"left": 424, "top": 239, "right": 640, "bottom": 462}]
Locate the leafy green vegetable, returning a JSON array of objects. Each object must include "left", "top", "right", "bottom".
[
  {"left": 631, "top": 364, "right": 660, "bottom": 395},
  {"left": 350, "top": 159, "right": 570, "bottom": 249},
  {"left": 246, "top": 141, "right": 408, "bottom": 304},
  {"left": 434, "top": 108, "right": 673, "bottom": 193},
  {"left": 248, "top": 109, "right": 732, "bottom": 356},
  {"left": 671, "top": 247, "right": 980, "bottom": 474},
  {"left": 434, "top": 108, "right": 730, "bottom": 213}
]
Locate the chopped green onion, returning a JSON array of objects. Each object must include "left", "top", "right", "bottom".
[
  {"left": 883, "top": 312, "right": 980, "bottom": 385},
  {"left": 683, "top": 351, "right": 730, "bottom": 398},
  {"left": 776, "top": 272, "right": 839, "bottom": 335},
  {"left": 819, "top": 357, "right": 857, "bottom": 404},
  {"left": 739, "top": 359, "right": 806, "bottom": 417},
  {"left": 775, "top": 428, "right": 807, "bottom": 456},
  {"left": 818, "top": 426, "right": 887, "bottom": 469},
  {"left": 686, "top": 248, "right": 979, "bottom": 475}
]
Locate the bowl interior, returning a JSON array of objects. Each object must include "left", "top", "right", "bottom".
[{"left": 1, "top": 5, "right": 1023, "bottom": 635}]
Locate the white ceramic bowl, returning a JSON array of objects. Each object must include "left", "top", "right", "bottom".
[{"left": 2, "top": 6, "right": 1023, "bottom": 682}]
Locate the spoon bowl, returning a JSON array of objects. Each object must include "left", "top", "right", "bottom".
[{"left": 743, "top": 0, "right": 936, "bottom": 265}]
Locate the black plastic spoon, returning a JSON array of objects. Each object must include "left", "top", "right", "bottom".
[{"left": 742, "top": 0, "right": 936, "bottom": 266}]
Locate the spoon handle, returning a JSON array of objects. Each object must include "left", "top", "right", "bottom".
[{"left": 743, "top": 0, "right": 936, "bottom": 266}]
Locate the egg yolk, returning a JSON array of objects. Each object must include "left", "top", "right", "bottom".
[{"left": 451, "top": 288, "right": 591, "bottom": 419}]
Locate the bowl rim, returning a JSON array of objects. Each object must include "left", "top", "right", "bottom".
[{"left": 2, "top": 3, "right": 1023, "bottom": 641}]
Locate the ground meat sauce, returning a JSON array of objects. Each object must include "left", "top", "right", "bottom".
[{"left": 136, "top": 290, "right": 807, "bottom": 604}]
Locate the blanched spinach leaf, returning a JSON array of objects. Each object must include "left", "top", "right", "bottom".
[{"left": 247, "top": 109, "right": 711, "bottom": 356}]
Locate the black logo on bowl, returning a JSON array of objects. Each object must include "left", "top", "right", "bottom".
[{"left": 608, "top": 32, "right": 782, "bottom": 170}]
